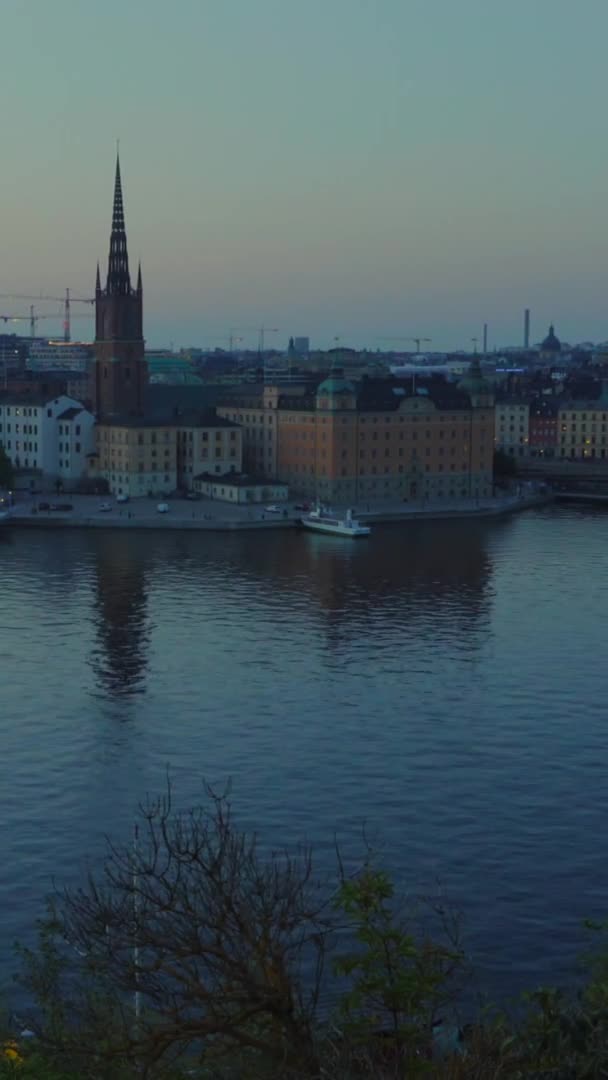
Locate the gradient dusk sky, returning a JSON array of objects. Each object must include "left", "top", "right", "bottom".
[{"left": 2, "top": 0, "right": 608, "bottom": 351}]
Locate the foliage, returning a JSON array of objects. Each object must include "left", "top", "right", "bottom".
[
  {"left": 15, "top": 784, "right": 331, "bottom": 1079},
  {"left": 0, "top": 446, "right": 13, "bottom": 489},
  {"left": 13, "top": 788, "right": 608, "bottom": 1078},
  {"left": 332, "top": 866, "right": 465, "bottom": 1075}
]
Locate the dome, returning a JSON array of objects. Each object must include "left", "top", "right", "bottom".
[
  {"left": 316, "top": 376, "right": 355, "bottom": 396},
  {"left": 541, "top": 325, "right": 561, "bottom": 352},
  {"left": 457, "top": 358, "right": 490, "bottom": 396}
]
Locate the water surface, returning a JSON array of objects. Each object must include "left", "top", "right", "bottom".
[{"left": 1, "top": 506, "right": 607, "bottom": 1006}]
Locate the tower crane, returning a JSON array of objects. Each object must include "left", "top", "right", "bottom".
[
  {"left": 380, "top": 336, "right": 431, "bottom": 353},
  {"left": 0, "top": 310, "right": 71, "bottom": 336},
  {"left": 0, "top": 289, "right": 94, "bottom": 342},
  {"left": 231, "top": 326, "right": 279, "bottom": 353}
]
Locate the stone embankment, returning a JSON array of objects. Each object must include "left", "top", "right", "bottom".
[{"left": 3, "top": 491, "right": 551, "bottom": 533}]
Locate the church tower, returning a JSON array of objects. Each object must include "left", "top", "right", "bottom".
[{"left": 92, "top": 156, "right": 147, "bottom": 419}]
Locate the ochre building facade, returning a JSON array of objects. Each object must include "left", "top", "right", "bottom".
[{"left": 220, "top": 365, "right": 494, "bottom": 503}]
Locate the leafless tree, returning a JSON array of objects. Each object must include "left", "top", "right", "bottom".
[{"left": 17, "top": 783, "right": 333, "bottom": 1079}]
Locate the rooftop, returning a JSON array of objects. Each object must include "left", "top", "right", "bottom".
[
  {"left": 57, "top": 407, "right": 84, "bottom": 420},
  {"left": 96, "top": 407, "right": 240, "bottom": 429}
]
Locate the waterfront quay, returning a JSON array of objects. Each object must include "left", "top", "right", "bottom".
[{"left": 6, "top": 490, "right": 549, "bottom": 532}]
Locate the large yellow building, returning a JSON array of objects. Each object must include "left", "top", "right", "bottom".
[
  {"left": 219, "top": 363, "right": 494, "bottom": 503},
  {"left": 93, "top": 411, "right": 242, "bottom": 497},
  {"left": 217, "top": 384, "right": 309, "bottom": 477}
]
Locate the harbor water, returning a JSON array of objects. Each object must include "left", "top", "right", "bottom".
[{"left": 1, "top": 504, "right": 607, "bottom": 1008}]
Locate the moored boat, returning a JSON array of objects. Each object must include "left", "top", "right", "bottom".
[{"left": 300, "top": 505, "right": 370, "bottom": 537}]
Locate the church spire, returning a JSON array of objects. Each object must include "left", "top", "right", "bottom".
[{"left": 106, "top": 153, "right": 131, "bottom": 296}]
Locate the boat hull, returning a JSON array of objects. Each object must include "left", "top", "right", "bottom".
[{"left": 300, "top": 518, "right": 370, "bottom": 537}]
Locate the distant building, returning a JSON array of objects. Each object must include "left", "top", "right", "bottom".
[
  {"left": 93, "top": 418, "right": 178, "bottom": 496},
  {"left": 539, "top": 325, "right": 562, "bottom": 365},
  {"left": 558, "top": 386, "right": 608, "bottom": 459},
  {"left": 193, "top": 473, "right": 288, "bottom": 504},
  {"left": 56, "top": 406, "right": 96, "bottom": 483},
  {"left": 0, "top": 392, "right": 95, "bottom": 485},
  {"left": 217, "top": 382, "right": 313, "bottom": 478},
  {"left": 93, "top": 411, "right": 242, "bottom": 498},
  {"left": 0, "top": 334, "right": 27, "bottom": 379},
  {"left": 294, "top": 336, "right": 310, "bottom": 355},
  {"left": 528, "top": 398, "right": 558, "bottom": 458},
  {"left": 494, "top": 398, "right": 530, "bottom": 458},
  {"left": 28, "top": 340, "right": 93, "bottom": 373},
  {"left": 175, "top": 413, "right": 241, "bottom": 490},
  {"left": 220, "top": 362, "right": 494, "bottom": 503},
  {"left": 145, "top": 351, "right": 202, "bottom": 385}
]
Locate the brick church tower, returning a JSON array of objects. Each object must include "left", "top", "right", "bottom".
[{"left": 92, "top": 156, "right": 147, "bottom": 419}]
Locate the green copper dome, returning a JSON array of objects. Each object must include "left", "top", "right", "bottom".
[
  {"left": 316, "top": 376, "right": 355, "bottom": 395},
  {"left": 457, "top": 358, "right": 492, "bottom": 402}
]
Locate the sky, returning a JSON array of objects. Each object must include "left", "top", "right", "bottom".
[{"left": 2, "top": 0, "right": 608, "bottom": 352}]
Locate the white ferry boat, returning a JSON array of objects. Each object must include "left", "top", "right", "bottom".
[{"left": 300, "top": 505, "right": 371, "bottom": 538}]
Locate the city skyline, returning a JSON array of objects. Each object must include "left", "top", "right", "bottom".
[{"left": 3, "top": 0, "right": 608, "bottom": 350}]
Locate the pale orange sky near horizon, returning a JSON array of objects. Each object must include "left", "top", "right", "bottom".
[{"left": 2, "top": 0, "right": 608, "bottom": 352}]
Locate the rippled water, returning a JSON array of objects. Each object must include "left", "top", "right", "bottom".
[{"left": 1, "top": 506, "right": 608, "bottom": 1007}]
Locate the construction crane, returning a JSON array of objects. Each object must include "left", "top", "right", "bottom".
[
  {"left": 380, "top": 336, "right": 431, "bottom": 353},
  {"left": 231, "top": 326, "right": 279, "bottom": 354},
  {"left": 0, "top": 310, "right": 72, "bottom": 336},
  {"left": 0, "top": 289, "right": 94, "bottom": 342}
]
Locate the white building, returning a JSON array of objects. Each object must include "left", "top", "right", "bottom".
[
  {"left": 495, "top": 399, "right": 530, "bottom": 458},
  {"left": 0, "top": 393, "right": 95, "bottom": 486},
  {"left": 56, "top": 406, "right": 96, "bottom": 484}
]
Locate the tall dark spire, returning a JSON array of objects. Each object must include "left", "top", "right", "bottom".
[{"left": 106, "top": 154, "right": 131, "bottom": 295}]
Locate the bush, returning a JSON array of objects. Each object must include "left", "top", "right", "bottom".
[{"left": 12, "top": 787, "right": 608, "bottom": 1078}]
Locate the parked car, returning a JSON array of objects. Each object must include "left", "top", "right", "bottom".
[
  {"left": 157, "top": 503, "right": 169, "bottom": 514},
  {"left": 52, "top": 503, "right": 73, "bottom": 512},
  {"left": 185, "top": 492, "right": 200, "bottom": 501},
  {"left": 98, "top": 503, "right": 112, "bottom": 512},
  {"left": 38, "top": 502, "right": 50, "bottom": 511},
  {"left": 264, "top": 505, "right": 281, "bottom": 513},
  {"left": 116, "top": 494, "right": 129, "bottom": 503},
  {"left": 294, "top": 503, "right": 310, "bottom": 512}
]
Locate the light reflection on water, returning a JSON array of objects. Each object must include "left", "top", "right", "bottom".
[{"left": 1, "top": 506, "right": 607, "bottom": 1006}]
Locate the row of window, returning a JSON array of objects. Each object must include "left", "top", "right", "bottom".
[
  {"left": 281, "top": 413, "right": 487, "bottom": 425},
  {"left": 0, "top": 406, "right": 42, "bottom": 417},
  {"left": 101, "top": 429, "right": 237, "bottom": 445},
  {"left": 561, "top": 435, "right": 607, "bottom": 445},
  {"left": 0, "top": 423, "right": 39, "bottom": 435},
  {"left": 181, "top": 448, "right": 238, "bottom": 459},
  {"left": 560, "top": 412, "right": 608, "bottom": 421},
  {"left": 291, "top": 463, "right": 486, "bottom": 479},
  {"left": 560, "top": 449, "right": 608, "bottom": 458}
]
